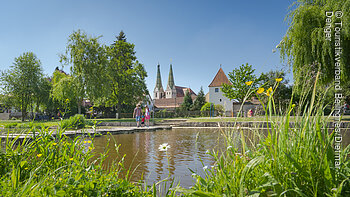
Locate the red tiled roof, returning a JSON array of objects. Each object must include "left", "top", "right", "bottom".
[
  {"left": 208, "top": 68, "right": 232, "bottom": 87},
  {"left": 175, "top": 86, "right": 197, "bottom": 97},
  {"left": 154, "top": 94, "right": 197, "bottom": 109}
]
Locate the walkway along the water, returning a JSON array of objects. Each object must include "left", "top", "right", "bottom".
[{"left": 0, "top": 126, "right": 172, "bottom": 140}]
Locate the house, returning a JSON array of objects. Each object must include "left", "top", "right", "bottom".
[
  {"left": 208, "top": 67, "right": 235, "bottom": 113},
  {"left": 153, "top": 64, "right": 196, "bottom": 110}
]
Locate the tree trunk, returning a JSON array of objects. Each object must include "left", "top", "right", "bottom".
[{"left": 116, "top": 102, "right": 121, "bottom": 119}]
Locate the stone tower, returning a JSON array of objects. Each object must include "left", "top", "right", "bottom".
[
  {"left": 154, "top": 64, "right": 165, "bottom": 99},
  {"left": 165, "top": 64, "right": 177, "bottom": 98}
]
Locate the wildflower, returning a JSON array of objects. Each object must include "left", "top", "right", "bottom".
[
  {"left": 275, "top": 78, "right": 283, "bottom": 82},
  {"left": 88, "top": 146, "right": 93, "bottom": 150},
  {"left": 205, "top": 150, "right": 210, "bottom": 154},
  {"left": 292, "top": 104, "right": 296, "bottom": 108},
  {"left": 87, "top": 140, "right": 92, "bottom": 144},
  {"left": 59, "top": 178, "right": 62, "bottom": 181},
  {"left": 227, "top": 146, "right": 233, "bottom": 150},
  {"left": 203, "top": 166, "right": 208, "bottom": 170},
  {"left": 69, "top": 158, "right": 73, "bottom": 161},
  {"left": 245, "top": 81, "right": 253, "bottom": 86},
  {"left": 266, "top": 92, "right": 270, "bottom": 97},
  {"left": 158, "top": 143, "right": 171, "bottom": 151},
  {"left": 34, "top": 174, "right": 37, "bottom": 177},
  {"left": 37, "top": 154, "right": 42, "bottom": 158},
  {"left": 191, "top": 173, "right": 197, "bottom": 177},
  {"left": 211, "top": 165, "right": 215, "bottom": 169},
  {"left": 257, "top": 88, "right": 264, "bottom": 94},
  {"left": 25, "top": 167, "right": 28, "bottom": 170},
  {"left": 53, "top": 143, "right": 57, "bottom": 146}
]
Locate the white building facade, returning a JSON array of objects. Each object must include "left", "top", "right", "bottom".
[{"left": 208, "top": 68, "right": 235, "bottom": 112}]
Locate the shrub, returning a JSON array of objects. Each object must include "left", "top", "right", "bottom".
[{"left": 61, "top": 114, "right": 86, "bottom": 129}]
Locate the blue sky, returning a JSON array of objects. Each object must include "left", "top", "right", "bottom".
[{"left": 0, "top": 0, "right": 294, "bottom": 96}]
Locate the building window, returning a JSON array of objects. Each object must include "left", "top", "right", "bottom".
[
  {"left": 155, "top": 93, "right": 157, "bottom": 97},
  {"left": 215, "top": 88, "right": 219, "bottom": 92}
]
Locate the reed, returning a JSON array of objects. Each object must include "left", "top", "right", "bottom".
[{"left": 177, "top": 73, "right": 350, "bottom": 196}]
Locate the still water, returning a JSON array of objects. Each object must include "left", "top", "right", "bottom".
[
  {"left": 92, "top": 127, "right": 350, "bottom": 189},
  {"left": 93, "top": 128, "right": 226, "bottom": 188}
]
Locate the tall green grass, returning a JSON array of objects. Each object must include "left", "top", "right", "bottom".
[
  {"left": 176, "top": 74, "right": 350, "bottom": 196},
  {"left": 0, "top": 122, "right": 154, "bottom": 196}
]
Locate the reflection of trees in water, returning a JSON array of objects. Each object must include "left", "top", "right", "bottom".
[{"left": 91, "top": 128, "right": 285, "bottom": 188}]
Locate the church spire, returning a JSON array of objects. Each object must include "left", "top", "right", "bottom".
[
  {"left": 167, "top": 64, "right": 175, "bottom": 89},
  {"left": 155, "top": 64, "right": 163, "bottom": 90}
]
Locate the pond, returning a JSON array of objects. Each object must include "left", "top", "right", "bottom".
[
  {"left": 92, "top": 128, "right": 227, "bottom": 188},
  {"left": 92, "top": 127, "right": 350, "bottom": 189}
]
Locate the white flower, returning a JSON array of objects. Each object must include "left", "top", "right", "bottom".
[
  {"left": 191, "top": 173, "right": 197, "bottom": 177},
  {"left": 205, "top": 150, "right": 210, "bottom": 154},
  {"left": 203, "top": 166, "right": 208, "bottom": 170},
  {"left": 227, "top": 146, "right": 233, "bottom": 150},
  {"left": 211, "top": 165, "right": 215, "bottom": 169},
  {"left": 158, "top": 143, "right": 170, "bottom": 151}
]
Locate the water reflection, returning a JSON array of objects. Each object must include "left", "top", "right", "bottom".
[
  {"left": 92, "top": 128, "right": 226, "bottom": 188},
  {"left": 91, "top": 127, "right": 350, "bottom": 188}
]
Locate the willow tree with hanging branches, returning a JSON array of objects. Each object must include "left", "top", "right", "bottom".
[{"left": 280, "top": 0, "right": 350, "bottom": 98}]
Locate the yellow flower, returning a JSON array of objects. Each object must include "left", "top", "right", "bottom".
[
  {"left": 266, "top": 92, "right": 270, "bottom": 97},
  {"left": 87, "top": 140, "right": 92, "bottom": 144},
  {"left": 25, "top": 167, "right": 28, "bottom": 170},
  {"left": 292, "top": 104, "right": 296, "bottom": 108},
  {"left": 69, "top": 158, "right": 73, "bottom": 161},
  {"left": 37, "top": 154, "right": 42, "bottom": 158},
  {"left": 245, "top": 81, "right": 253, "bottom": 86},
  {"left": 275, "top": 78, "right": 283, "bottom": 82},
  {"left": 88, "top": 146, "right": 93, "bottom": 150},
  {"left": 257, "top": 88, "right": 264, "bottom": 94},
  {"left": 267, "top": 87, "right": 273, "bottom": 92},
  {"left": 59, "top": 178, "right": 62, "bottom": 181},
  {"left": 53, "top": 143, "right": 57, "bottom": 146}
]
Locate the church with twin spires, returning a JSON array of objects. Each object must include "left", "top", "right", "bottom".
[{"left": 153, "top": 64, "right": 197, "bottom": 110}]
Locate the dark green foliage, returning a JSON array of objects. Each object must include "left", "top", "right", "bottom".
[
  {"left": 181, "top": 91, "right": 193, "bottom": 111},
  {"left": 222, "top": 63, "right": 257, "bottom": 102},
  {"left": 258, "top": 70, "right": 293, "bottom": 111},
  {"left": 192, "top": 87, "right": 206, "bottom": 111}
]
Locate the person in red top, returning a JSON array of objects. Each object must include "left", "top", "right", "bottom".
[{"left": 133, "top": 104, "right": 143, "bottom": 127}]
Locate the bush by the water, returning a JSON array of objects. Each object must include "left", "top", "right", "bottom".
[{"left": 61, "top": 114, "right": 86, "bottom": 129}]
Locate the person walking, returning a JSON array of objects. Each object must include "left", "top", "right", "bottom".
[
  {"left": 145, "top": 105, "right": 151, "bottom": 127},
  {"left": 133, "top": 104, "right": 143, "bottom": 127}
]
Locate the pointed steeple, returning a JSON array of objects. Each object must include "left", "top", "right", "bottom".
[
  {"left": 155, "top": 64, "right": 163, "bottom": 90},
  {"left": 167, "top": 64, "right": 175, "bottom": 89}
]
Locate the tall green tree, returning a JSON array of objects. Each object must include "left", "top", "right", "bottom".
[
  {"left": 221, "top": 63, "right": 257, "bottom": 102},
  {"left": 103, "top": 31, "right": 148, "bottom": 117},
  {"left": 181, "top": 91, "right": 193, "bottom": 111},
  {"left": 192, "top": 87, "right": 206, "bottom": 111},
  {"left": 60, "top": 30, "right": 107, "bottom": 114},
  {"left": 0, "top": 52, "right": 44, "bottom": 121},
  {"left": 280, "top": 0, "right": 350, "bottom": 87},
  {"left": 51, "top": 68, "right": 79, "bottom": 114}
]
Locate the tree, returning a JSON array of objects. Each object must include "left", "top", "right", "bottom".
[
  {"left": 192, "top": 87, "right": 206, "bottom": 111},
  {"left": 280, "top": 0, "right": 350, "bottom": 87},
  {"left": 103, "top": 31, "right": 148, "bottom": 117},
  {"left": 0, "top": 52, "right": 44, "bottom": 121},
  {"left": 51, "top": 68, "right": 79, "bottom": 115},
  {"left": 60, "top": 30, "right": 107, "bottom": 114},
  {"left": 181, "top": 91, "right": 193, "bottom": 111},
  {"left": 221, "top": 63, "right": 257, "bottom": 102},
  {"left": 258, "top": 70, "right": 293, "bottom": 111}
]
